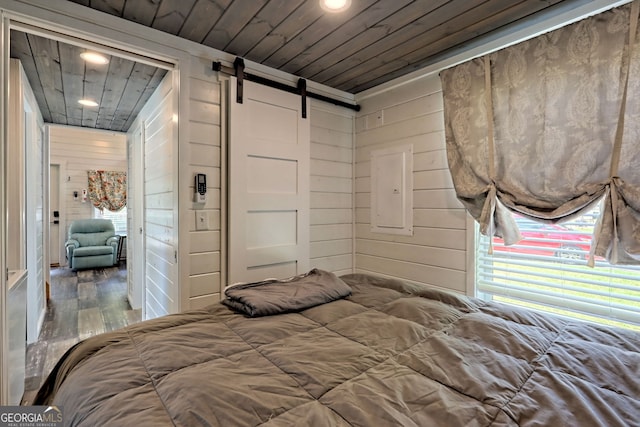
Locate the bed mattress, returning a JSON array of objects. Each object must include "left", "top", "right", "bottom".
[{"left": 35, "top": 272, "right": 640, "bottom": 426}]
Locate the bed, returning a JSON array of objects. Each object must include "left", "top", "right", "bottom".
[{"left": 35, "top": 269, "right": 640, "bottom": 426}]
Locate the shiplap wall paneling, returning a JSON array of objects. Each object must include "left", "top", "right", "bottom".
[
  {"left": 142, "top": 74, "right": 178, "bottom": 319},
  {"left": 186, "top": 56, "right": 222, "bottom": 310},
  {"left": 310, "top": 101, "right": 355, "bottom": 276},
  {"left": 8, "top": 58, "right": 46, "bottom": 348},
  {"left": 20, "top": 60, "right": 46, "bottom": 343},
  {"left": 355, "top": 75, "right": 468, "bottom": 293},
  {"left": 49, "top": 125, "right": 127, "bottom": 266},
  {"left": 7, "top": 60, "right": 26, "bottom": 271}
]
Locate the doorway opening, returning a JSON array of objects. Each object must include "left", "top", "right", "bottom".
[{"left": 6, "top": 23, "right": 178, "bottom": 404}]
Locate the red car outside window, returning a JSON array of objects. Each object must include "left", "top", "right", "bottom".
[{"left": 492, "top": 219, "right": 593, "bottom": 261}]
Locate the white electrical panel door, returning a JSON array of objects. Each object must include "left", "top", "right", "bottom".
[
  {"left": 228, "top": 77, "right": 310, "bottom": 284},
  {"left": 371, "top": 144, "right": 413, "bottom": 235}
]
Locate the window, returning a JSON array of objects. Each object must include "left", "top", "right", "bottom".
[
  {"left": 476, "top": 204, "right": 640, "bottom": 332},
  {"left": 94, "top": 207, "right": 127, "bottom": 235}
]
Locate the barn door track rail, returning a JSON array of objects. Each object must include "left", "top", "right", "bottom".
[{"left": 212, "top": 57, "right": 360, "bottom": 117}]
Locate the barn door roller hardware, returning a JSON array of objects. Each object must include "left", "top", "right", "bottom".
[{"left": 213, "top": 57, "right": 360, "bottom": 117}]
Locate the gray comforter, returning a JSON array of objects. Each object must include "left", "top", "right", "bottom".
[{"left": 35, "top": 273, "right": 640, "bottom": 426}]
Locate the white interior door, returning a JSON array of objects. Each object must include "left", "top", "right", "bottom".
[
  {"left": 228, "top": 77, "right": 310, "bottom": 284},
  {"left": 49, "top": 164, "right": 60, "bottom": 266},
  {"left": 127, "top": 123, "right": 144, "bottom": 311}
]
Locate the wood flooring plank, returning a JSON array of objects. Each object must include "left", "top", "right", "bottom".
[
  {"left": 50, "top": 275, "right": 78, "bottom": 299},
  {"left": 78, "top": 307, "right": 106, "bottom": 340},
  {"left": 76, "top": 269, "right": 95, "bottom": 282},
  {"left": 101, "top": 305, "right": 128, "bottom": 331},
  {"left": 48, "top": 299, "right": 79, "bottom": 341},
  {"left": 78, "top": 281, "right": 98, "bottom": 300},
  {"left": 43, "top": 338, "right": 80, "bottom": 380},
  {"left": 22, "top": 264, "right": 137, "bottom": 405},
  {"left": 125, "top": 309, "right": 142, "bottom": 325},
  {"left": 24, "top": 341, "right": 48, "bottom": 380},
  {"left": 78, "top": 297, "right": 99, "bottom": 311}
]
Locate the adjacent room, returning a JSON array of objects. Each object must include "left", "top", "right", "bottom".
[
  {"left": 0, "top": 0, "right": 638, "bottom": 425},
  {"left": 6, "top": 28, "right": 176, "bottom": 404}
]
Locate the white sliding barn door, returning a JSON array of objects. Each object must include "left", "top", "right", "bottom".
[
  {"left": 143, "top": 74, "right": 178, "bottom": 319},
  {"left": 228, "top": 77, "right": 310, "bottom": 284}
]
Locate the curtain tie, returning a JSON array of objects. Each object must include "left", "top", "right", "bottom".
[
  {"left": 484, "top": 56, "right": 496, "bottom": 182},
  {"left": 610, "top": 0, "right": 638, "bottom": 179},
  {"left": 590, "top": 0, "right": 639, "bottom": 267}
]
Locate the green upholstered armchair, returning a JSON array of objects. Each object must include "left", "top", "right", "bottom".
[{"left": 65, "top": 219, "right": 120, "bottom": 270}]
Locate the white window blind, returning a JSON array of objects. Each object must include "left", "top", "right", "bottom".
[
  {"left": 476, "top": 206, "right": 640, "bottom": 331},
  {"left": 94, "top": 207, "right": 127, "bottom": 235}
]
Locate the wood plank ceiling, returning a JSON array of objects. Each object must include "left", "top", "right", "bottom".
[
  {"left": 10, "top": 30, "right": 167, "bottom": 132},
  {"left": 11, "top": 0, "right": 597, "bottom": 131}
]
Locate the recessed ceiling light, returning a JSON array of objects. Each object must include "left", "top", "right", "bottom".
[
  {"left": 78, "top": 99, "right": 99, "bottom": 107},
  {"left": 320, "top": 0, "right": 351, "bottom": 13},
  {"left": 80, "top": 51, "right": 109, "bottom": 65}
]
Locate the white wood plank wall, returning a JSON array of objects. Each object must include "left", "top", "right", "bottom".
[
  {"left": 49, "top": 125, "right": 127, "bottom": 263},
  {"left": 28, "top": 124, "right": 44, "bottom": 343},
  {"left": 7, "top": 60, "right": 25, "bottom": 271},
  {"left": 10, "top": 59, "right": 46, "bottom": 342},
  {"left": 310, "top": 101, "right": 355, "bottom": 276},
  {"left": 22, "top": 62, "right": 46, "bottom": 343},
  {"left": 185, "top": 57, "right": 222, "bottom": 309},
  {"left": 354, "top": 75, "right": 468, "bottom": 293},
  {"left": 142, "top": 75, "right": 178, "bottom": 318}
]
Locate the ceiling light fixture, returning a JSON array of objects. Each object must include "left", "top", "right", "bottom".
[
  {"left": 78, "top": 99, "right": 99, "bottom": 107},
  {"left": 320, "top": 0, "right": 351, "bottom": 13},
  {"left": 80, "top": 51, "right": 109, "bottom": 65}
]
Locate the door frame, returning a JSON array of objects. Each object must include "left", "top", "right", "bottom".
[
  {"left": 1, "top": 14, "right": 9, "bottom": 404},
  {"left": 127, "top": 120, "right": 146, "bottom": 317},
  {"left": 47, "top": 160, "right": 66, "bottom": 268},
  {"left": 0, "top": 3, "right": 184, "bottom": 404}
]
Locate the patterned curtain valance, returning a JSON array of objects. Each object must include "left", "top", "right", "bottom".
[
  {"left": 440, "top": 1, "right": 640, "bottom": 265},
  {"left": 87, "top": 170, "right": 127, "bottom": 212}
]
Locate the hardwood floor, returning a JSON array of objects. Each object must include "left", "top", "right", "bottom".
[{"left": 21, "top": 262, "right": 141, "bottom": 405}]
